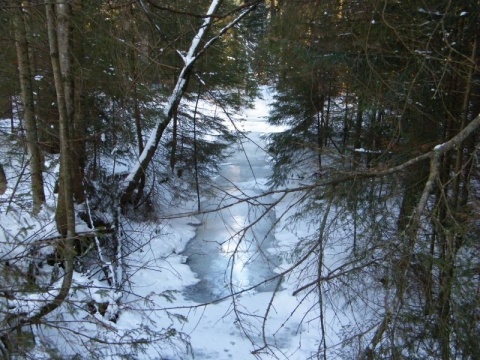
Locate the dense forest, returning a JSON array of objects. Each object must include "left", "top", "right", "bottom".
[{"left": 0, "top": 1, "right": 479, "bottom": 359}]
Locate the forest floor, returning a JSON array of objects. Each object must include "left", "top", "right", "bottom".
[
  {"left": 0, "top": 88, "right": 343, "bottom": 359},
  {"left": 131, "top": 87, "right": 343, "bottom": 359}
]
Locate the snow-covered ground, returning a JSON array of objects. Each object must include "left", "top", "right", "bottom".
[
  {"left": 0, "top": 88, "right": 334, "bottom": 359},
  {"left": 130, "top": 87, "right": 330, "bottom": 360}
]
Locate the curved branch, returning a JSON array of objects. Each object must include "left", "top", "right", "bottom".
[
  {"left": 158, "top": 113, "right": 480, "bottom": 221},
  {"left": 359, "top": 113, "right": 480, "bottom": 358}
]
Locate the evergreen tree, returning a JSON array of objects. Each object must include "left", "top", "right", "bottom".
[
  {"left": 0, "top": 1, "right": 262, "bottom": 357},
  {"left": 261, "top": 0, "right": 480, "bottom": 358},
  {"left": 265, "top": 1, "right": 347, "bottom": 185}
]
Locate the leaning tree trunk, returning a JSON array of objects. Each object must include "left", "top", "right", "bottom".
[
  {"left": 359, "top": 112, "right": 480, "bottom": 360},
  {"left": 120, "top": 1, "right": 261, "bottom": 207},
  {"left": 120, "top": 0, "right": 223, "bottom": 206},
  {"left": 11, "top": 1, "right": 45, "bottom": 215}
]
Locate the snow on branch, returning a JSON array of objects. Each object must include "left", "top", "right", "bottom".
[
  {"left": 120, "top": 0, "right": 222, "bottom": 203},
  {"left": 194, "top": 3, "right": 260, "bottom": 61},
  {"left": 120, "top": 0, "right": 260, "bottom": 205},
  {"left": 359, "top": 112, "right": 480, "bottom": 359}
]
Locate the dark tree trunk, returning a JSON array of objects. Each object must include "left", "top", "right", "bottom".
[{"left": 11, "top": 1, "right": 45, "bottom": 214}]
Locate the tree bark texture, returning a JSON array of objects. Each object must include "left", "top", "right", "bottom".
[
  {"left": 120, "top": 1, "right": 261, "bottom": 206},
  {"left": 11, "top": 1, "right": 45, "bottom": 214},
  {"left": 120, "top": 0, "right": 224, "bottom": 206}
]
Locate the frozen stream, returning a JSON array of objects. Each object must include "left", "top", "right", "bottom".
[
  {"left": 182, "top": 112, "right": 282, "bottom": 303},
  {"left": 171, "top": 90, "right": 321, "bottom": 360}
]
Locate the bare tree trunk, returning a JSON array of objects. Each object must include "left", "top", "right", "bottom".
[
  {"left": 170, "top": 108, "right": 178, "bottom": 173},
  {"left": 352, "top": 99, "right": 364, "bottom": 169},
  {"left": 128, "top": 4, "right": 144, "bottom": 159},
  {"left": 2, "top": 0, "right": 79, "bottom": 334},
  {"left": 56, "top": 0, "right": 85, "bottom": 204},
  {"left": 0, "top": 164, "right": 6, "bottom": 195},
  {"left": 11, "top": 1, "right": 45, "bottom": 214},
  {"left": 48, "top": 0, "right": 75, "bottom": 238},
  {"left": 193, "top": 91, "right": 201, "bottom": 211},
  {"left": 120, "top": 0, "right": 222, "bottom": 206},
  {"left": 315, "top": 107, "right": 323, "bottom": 169},
  {"left": 359, "top": 112, "right": 480, "bottom": 359},
  {"left": 324, "top": 90, "right": 331, "bottom": 147},
  {"left": 47, "top": 2, "right": 75, "bottom": 232},
  {"left": 72, "top": 80, "right": 86, "bottom": 204},
  {"left": 342, "top": 91, "right": 349, "bottom": 153},
  {"left": 70, "top": 0, "right": 86, "bottom": 204},
  {"left": 269, "top": 0, "right": 276, "bottom": 18},
  {"left": 121, "top": 0, "right": 258, "bottom": 206}
]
